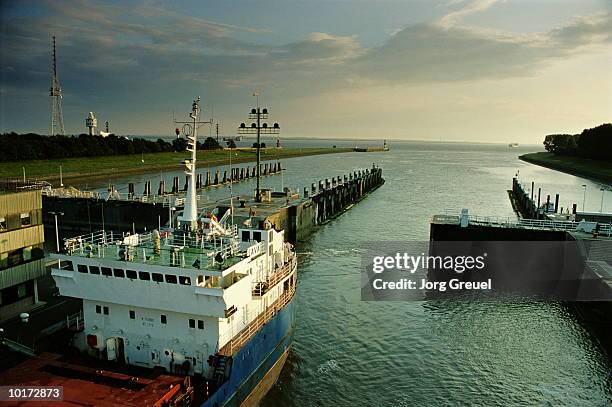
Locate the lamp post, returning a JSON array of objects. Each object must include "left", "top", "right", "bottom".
[
  {"left": 169, "top": 206, "right": 176, "bottom": 229},
  {"left": 59, "top": 164, "right": 64, "bottom": 187},
  {"left": 222, "top": 136, "right": 240, "bottom": 225},
  {"left": 48, "top": 211, "right": 64, "bottom": 253},
  {"left": 238, "top": 92, "right": 280, "bottom": 202},
  {"left": 581, "top": 184, "right": 587, "bottom": 212}
]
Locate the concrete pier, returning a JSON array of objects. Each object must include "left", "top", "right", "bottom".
[
  {"left": 231, "top": 164, "right": 385, "bottom": 243},
  {"left": 39, "top": 164, "right": 384, "bottom": 244},
  {"left": 194, "top": 163, "right": 283, "bottom": 188},
  {"left": 430, "top": 210, "right": 612, "bottom": 356}
]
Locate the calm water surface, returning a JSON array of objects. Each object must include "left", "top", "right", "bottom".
[{"left": 83, "top": 141, "right": 612, "bottom": 406}]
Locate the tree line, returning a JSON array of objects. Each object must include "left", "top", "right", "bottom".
[
  {"left": 543, "top": 123, "right": 612, "bottom": 162},
  {"left": 0, "top": 133, "right": 223, "bottom": 162}
]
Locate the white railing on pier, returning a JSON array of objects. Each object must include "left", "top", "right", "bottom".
[
  {"left": 437, "top": 213, "right": 612, "bottom": 234},
  {"left": 43, "top": 187, "right": 101, "bottom": 199}
]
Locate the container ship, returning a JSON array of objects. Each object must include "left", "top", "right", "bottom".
[{"left": 1, "top": 97, "right": 297, "bottom": 406}]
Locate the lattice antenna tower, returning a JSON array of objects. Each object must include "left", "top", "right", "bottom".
[{"left": 50, "top": 36, "right": 66, "bottom": 136}]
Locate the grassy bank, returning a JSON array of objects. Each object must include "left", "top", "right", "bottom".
[
  {"left": 0, "top": 147, "right": 352, "bottom": 184},
  {"left": 519, "top": 152, "right": 612, "bottom": 184}
]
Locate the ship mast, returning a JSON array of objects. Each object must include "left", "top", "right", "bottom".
[{"left": 175, "top": 97, "right": 211, "bottom": 230}]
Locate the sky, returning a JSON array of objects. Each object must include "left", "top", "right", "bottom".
[{"left": 0, "top": 0, "right": 610, "bottom": 143}]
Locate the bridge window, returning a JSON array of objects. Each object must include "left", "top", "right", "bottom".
[
  {"left": 179, "top": 276, "right": 191, "bottom": 286},
  {"left": 126, "top": 270, "right": 137, "bottom": 279},
  {"left": 20, "top": 212, "right": 31, "bottom": 227},
  {"left": 129, "top": 310, "right": 135, "bottom": 319},
  {"left": 198, "top": 320, "right": 204, "bottom": 330},
  {"left": 139, "top": 271, "right": 150, "bottom": 281},
  {"left": 165, "top": 274, "right": 177, "bottom": 284},
  {"left": 253, "top": 231, "right": 261, "bottom": 242},
  {"left": 103, "top": 306, "right": 109, "bottom": 315},
  {"left": 89, "top": 266, "right": 100, "bottom": 275},
  {"left": 114, "top": 268, "right": 125, "bottom": 278},
  {"left": 77, "top": 264, "right": 88, "bottom": 273},
  {"left": 95, "top": 305, "right": 101, "bottom": 314},
  {"left": 189, "top": 318, "right": 195, "bottom": 328},
  {"left": 152, "top": 273, "right": 164, "bottom": 283},
  {"left": 101, "top": 267, "right": 112, "bottom": 276},
  {"left": 63, "top": 261, "right": 73, "bottom": 271},
  {"left": 241, "top": 231, "right": 250, "bottom": 242},
  {"left": 0, "top": 217, "right": 6, "bottom": 230},
  {"left": 161, "top": 314, "right": 167, "bottom": 324}
]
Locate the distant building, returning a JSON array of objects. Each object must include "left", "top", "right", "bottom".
[
  {"left": 0, "top": 189, "right": 46, "bottom": 321},
  {"left": 86, "top": 112, "right": 97, "bottom": 136}
]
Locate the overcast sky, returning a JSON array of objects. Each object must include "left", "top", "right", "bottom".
[{"left": 0, "top": 0, "right": 610, "bottom": 142}]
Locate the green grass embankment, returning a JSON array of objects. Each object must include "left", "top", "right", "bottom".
[
  {"left": 519, "top": 152, "right": 612, "bottom": 185},
  {"left": 0, "top": 147, "right": 353, "bottom": 184}
]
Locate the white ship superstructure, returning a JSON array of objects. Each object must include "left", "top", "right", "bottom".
[{"left": 51, "top": 212, "right": 296, "bottom": 377}]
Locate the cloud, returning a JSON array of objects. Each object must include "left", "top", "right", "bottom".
[
  {"left": 438, "top": 0, "right": 502, "bottom": 28},
  {"left": 350, "top": 8, "right": 611, "bottom": 85},
  {"left": 276, "top": 33, "right": 362, "bottom": 65},
  {"left": 548, "top": 12, "right": 612, "bottom": 49},
  {"left": 0, "top": 0, "right": 610, "bottom": 135}
]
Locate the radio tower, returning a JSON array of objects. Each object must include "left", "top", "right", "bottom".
[{"left": 50, "top": 36, "right": 66, "bottom": 136}]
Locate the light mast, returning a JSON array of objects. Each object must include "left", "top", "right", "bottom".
[{"left": 238, "top": 92, "right": 280, "bottom": 202}]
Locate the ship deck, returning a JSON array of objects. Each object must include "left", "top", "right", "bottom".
[
  {"left": 0, "top": 352, "right": 184, "bottom": 406},
  {"left": 60, "top": 228, "right": 244, "bottom": 273}
]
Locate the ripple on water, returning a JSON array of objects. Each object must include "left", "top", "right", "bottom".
[{"left": 256, "top": 143, "right": 611, "bottom": 407}]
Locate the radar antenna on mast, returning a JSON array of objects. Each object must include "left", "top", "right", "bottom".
[{"left": 174, "top": 97, "right": 212, "bottom": 230}]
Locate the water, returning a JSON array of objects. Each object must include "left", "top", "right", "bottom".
[{"left": 80, "top": 141, "right": 612, "bottom": 406}]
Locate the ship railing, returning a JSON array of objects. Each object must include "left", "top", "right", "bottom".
[
  {"left": 251, "top": 255, "right": 297, "bottom": 296},
  {"left": 63, "top": 228, "right": 237, "bottom": 250},
  {"left": 218, "top": 284, "right": 296, "bottom": 357},
  {"left": 66, "top": 310, "right": 84, "bottom": 331},
  {"left": 64, "top": 230, "right": 155, "bottom": 251},
  {"left": 167, "top": 233, "right": 239, "bottom": 254}
]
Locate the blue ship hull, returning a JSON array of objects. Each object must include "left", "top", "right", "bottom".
[{"left": 202, "top": 295, "right": 297, "bottom": 407}]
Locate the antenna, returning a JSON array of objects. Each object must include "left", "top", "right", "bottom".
[
  {"left": 238, "top": 91, "right": 280, "bottom": 202},
  {"left": 50, "top": 36, "right": 66, "bottom": 136}
]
